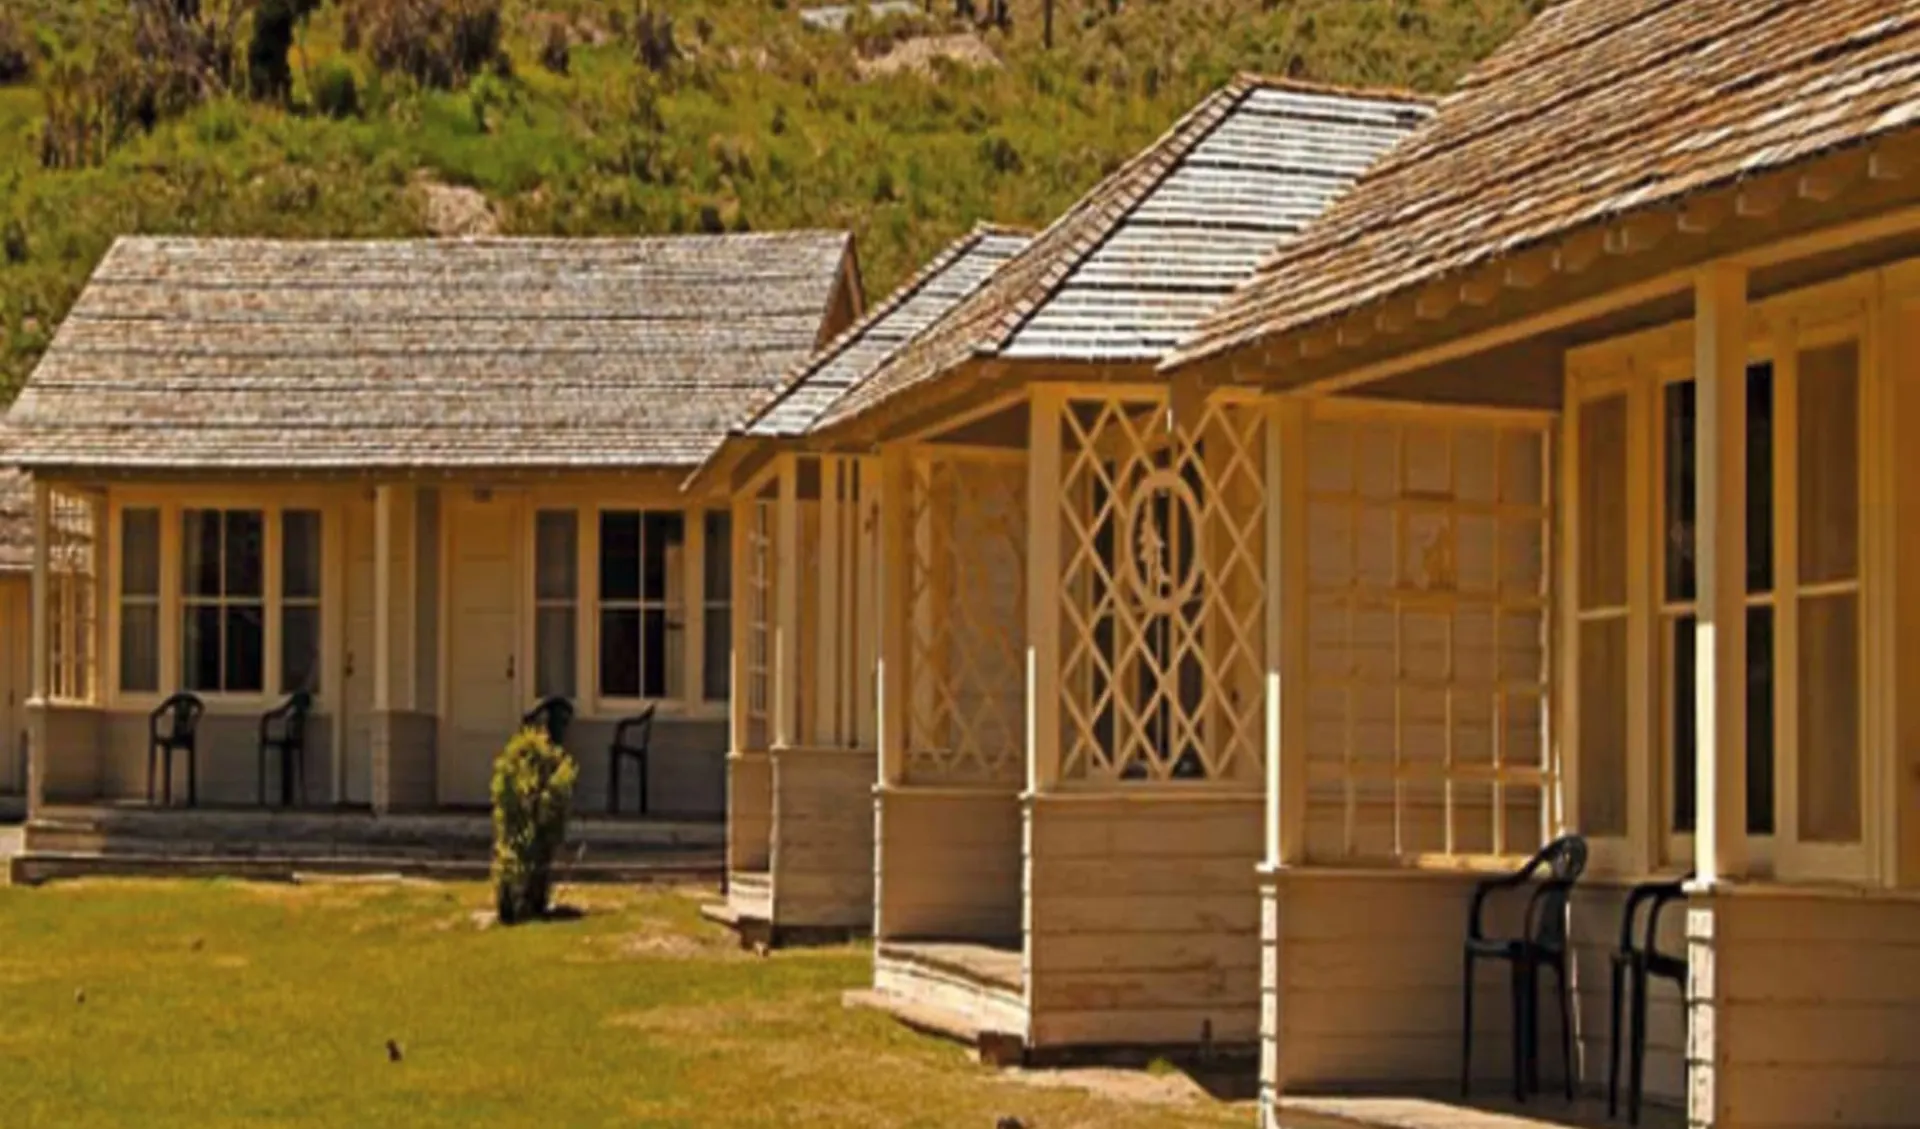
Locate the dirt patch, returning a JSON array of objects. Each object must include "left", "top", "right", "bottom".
[
  {"left": 413, "top": 176, "right": 499, "bottom": 237},
  {"left": 1000, "top": 1065, "right": 1211, "bottom": 1107},
  {"left": 857, "top": 32, "right": 999, "bottom": 79}
]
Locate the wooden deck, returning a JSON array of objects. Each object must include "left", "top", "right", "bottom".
[
  {"left": 881, "top": 938, "right": 1023, "bottom": 992},
  {"left": 1279, "top": 1095, "right": 1684, "bottom": 1129},
  {"left": 11, "top": 803, "right": 723, "bottom": 885}
]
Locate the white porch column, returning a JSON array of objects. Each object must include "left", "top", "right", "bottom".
[
  {"left": 772, "top": 455, "right": 801, "bottom": 749},
  {"left": 1693, "top": 264, "right": 1751, "bottom": 883},
  {"left": 28, "top": 480, "right": 49, "bottom": 705},
  {"left": 1027, "top": 388, "right": 1065, "bottom": 794},
  {"left": 373, "top": 484, "right": 395, "bottom": 715},
  {"left": 728, "top": 492, "right": 754, "bottom": 754},
  {"left": 814, "top": 456, "right": 841, "bottom": 745},
  {"left": 1267, "top": 399, "right": 1309, "bottom": 867},
  {"left": 876, "top": 446, "right": 910, "bottom": 786}
]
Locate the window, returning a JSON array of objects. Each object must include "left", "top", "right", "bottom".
[
  {"left": 47, "top": 490, "right": 99, "bottom": 704},
  {"left": 120, "top": 508, "right": 161, "bottom": 694},
  {"left": 598, "top": 511, "right": 683, "bottom": 700},
  {"left": 281, "top": 510, "right": 322, "bottom": 693},
  {"left": 703, "top": 511, "right": 732, "bottom": 702},
  {"left": 182, "top": 509, "right": 265, "bottom": 694},
  {"left": 534, "top": 511, "right": 578, "bottom": 698},
  {"left": 1575, "top": 394, "right": 1628, "bottom": 837}
]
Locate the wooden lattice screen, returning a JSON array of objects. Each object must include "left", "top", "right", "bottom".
[
  {"left": 904, "top": 448, "right": 1028, "bottom": 785},
  {"left": 47, "top": 488, "right": 98, "bottom": 705},
  {"left": 1055, "top": 394, "right": 1268, "bottom": 786},
  {"left": 744, "top": 490, "right": 775, "bottom": 751},
  {"left": 1302, "top": 405, "right": 1555, "bottom": 863}
]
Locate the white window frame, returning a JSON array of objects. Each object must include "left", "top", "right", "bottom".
[{"left": 1563, "top": 275, "right": 1885, "bottom": 885}]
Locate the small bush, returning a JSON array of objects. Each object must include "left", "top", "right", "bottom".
[
  {"left": 629, "top": 3, "right": 676, "bottom": 73},
  {"left": 538, "top": 21, "right": 570, "bottom": 76},
  {"left": 0, "top": 12, "right": 35, "bottom": 85},
  {"left": 490, "top": 728, "right": 577, "bottom": 925},
  {"left": 350, "top": 0, "right": 505, "bottom": 89},
  {"left": 310, "top": 59, "right": 361, "bottom": 119}
]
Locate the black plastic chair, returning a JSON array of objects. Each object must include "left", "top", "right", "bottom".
[
  {"left": 1462, "top": 834, "right": 1588, "bottom": 1102},
  {"left": 1610, "top": 877, "right": 1689, "bottom": 1124},
  {"left": 608, "top": 705, "right": 656, "bottom": 815},
  {"left": 148, "top": 692, "right": 206, "bottom": 807},
  {"left": 258, "top": 691, "right": 314, "bottom": 808},
  {"left": 521, "top": 696, "right": 574, "bottom": 749}
]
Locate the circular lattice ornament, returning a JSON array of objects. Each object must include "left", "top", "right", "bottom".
[{"left": 1121, "top": 467, "right": 1202, "bottom": 615}]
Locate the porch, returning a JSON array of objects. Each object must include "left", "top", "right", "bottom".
[
  {"left": 21, "top": 476, "right": 733, "bottom": 822},
  {"left": 9, "top": 801, "right": 722, "bottom": 885}
]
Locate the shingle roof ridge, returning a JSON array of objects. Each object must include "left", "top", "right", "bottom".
[
  {"left": 1230, "top": 71, "right": 1439, "bottom": 108},
  {"left": 735, "top": 223, "right": 1033, "bottom": 435}
]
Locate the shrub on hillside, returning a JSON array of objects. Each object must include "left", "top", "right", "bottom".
[
  {"left": 538, "top": 20, "right": 570, "bottom": 75},
  {"left": 348, "top": 0, "right": 505, "bottom": 89},
  {"left": 248, "top": 0, "right": 321, "bottom": 102},
  {"left": 628, "top": 3, "right": 676, "bottom": 74},
  {"left": 490, "top": 727, "right": 576, "bottom": 925},
  {"left": 309, "top": 59, "right": 360, "bottom": 119},
  {"left": 0, "top": 12, "right": 36, "bottom": 85}
]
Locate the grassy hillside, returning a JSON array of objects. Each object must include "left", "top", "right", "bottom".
[{"left": 0, "top": 0, "right": 1543, "bottom": 399}]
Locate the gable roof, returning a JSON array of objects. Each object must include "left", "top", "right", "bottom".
[
  {"left": 5, "top": 233, "right": 856, "bottom": 473},
  {"left": 815, "top": 76, "right": 1433, "bottom": 432},
  {"left": 742, "top": 223, "right": 1032, "bottom": 439},
  {"left": 1170, "top": 0, "right": 1920, "bottom": 370}
]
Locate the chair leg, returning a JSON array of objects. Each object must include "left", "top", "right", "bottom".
[
  {"left": 1608, "top": 960, "right": 1625, "bottom": 1117},
  {"left": 160, "top": 747, "right": 172, "bottom": 807},
  {"left": 1556, "top": 961, "right": 1574, "bottom": 1101},
  {"left": 1510, "top": 959, "right": 1528, "bottom": 1103},
  {"left": 258, "top": 746, "right": 267, "bottom": 808},
  {"left": 1461, "top": 950, "right": 1476, "bottom": 1097},
  {"left": 638, "top": 755, "right": 648, "bottom": 816},
  {"left": 609, "top": 755, "right": 620, "bottom": 816},
  {"left": 187, "top": 744, "right": 198, "bottom": 808},
  {"left": 1629, "top": 968, "right": 1650, "bottom": 1126},
  {"left": 148, "top": 743, "right": 157, "bottom": 806}
]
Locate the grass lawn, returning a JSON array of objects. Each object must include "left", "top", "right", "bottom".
[{"left": 0, "top": 879, "right": 1252, "bottom": 1128}]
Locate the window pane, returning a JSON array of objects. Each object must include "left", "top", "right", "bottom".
[
  {"left": 600, "top": 513, "right": 642, "bottom": 602},
  {"left": 1670, "top": 615, "right": 1697, "bottom": 834},
  {"left": 184, "top": 510, "right": 221, "bottom": 598},
  {"left": 704, "top": 606, "right": 731, "bottom": 701},
  {"left": 1798, "top": 342, "right": 1860, "bottom": 585},
  {"left": 1747, "top": 605, "right": 1775, "bottom": 836},
  {"left": 225, "top": 605, "right": 264, "bottom": 693},
  {"left": 535, "top": 511, "right": 578, "bottom": 602},
  {"left": 705, "top": 511, "right": 732, "bottom": 601},
  {"left": 643, "top": 607, "right": 670, "bottom": 698},
  {"left": 1747, "top": 363, "right": 1774, "bottom": 594},
  {"left": 1578, "top": 617, "right": 1628, "bottom": 836},
  {"left": 224, "top": 511, "right": 265, "bottom": 599},
  {"left": 599, "top": 608, "right": 641, "bottom": 698},
  {"left": 644, "top": 512, "right": 685, "bottom": 603},
  {"left": 120, "top": 604, "right": 160, "bottom": 694},
  {"left": 183, "top": 604, "right": 221, "bottom": 691},
  {"left": 1664, "top": 382, "right": 1697, "bottom": 603},
  {"left": 282, "top": 510, "right": 322, "bottom": 601},
  {"left": 282, "top": 605, "right": 321, "bottom": 694},
  {"left": 535, "top": 606, "right": 576, "bottom": 698},
  {"left": 122, "top": 509, "right": 161, "bottom": 597},
  {"left": 1578, "top": 396, "right": 1627, "bottom": 609},
  {"left": 1799, "top": 593, "right": 1860, "bottom": 843}
]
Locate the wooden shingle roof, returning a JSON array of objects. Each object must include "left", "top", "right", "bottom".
[
  {"left": 743, "top": 224, "right": 1031, "bottom": 439},
  {"left": 815, "top": 76, "right": 1431, "bottom": 431},
  {"left": 1170, "top": 0, "right": 1920, "bottom": 369},
  {"left": 5, "top": 233, "right": 856, "bottom": 473}
]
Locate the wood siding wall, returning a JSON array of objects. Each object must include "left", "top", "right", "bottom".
[
  {"left": 1026, "top": 794, "right": 1262, "bottom": 1050},
  {"left": 568, "top": 717, "right": 726, "bottom": 818},
  {"left": 728, "top": 752, "right": 772, "bottom": 875},
  {"left": 91, "top": 710, "right": 337, "bottom": 805},
  {"left": 875, "top": 788, "right": 1022, "bottom": 941},
  {"left": 1, "top": 578, "right": 28, "bottom": 795},
  {"left": 770, "top": 747, "right": 876, "bottom": 930},
  {"left": 372, "top": 710, "right": 436, "bottom": 810},
  {"left": 1691, "top": 891, "right": 1920, "bottom": 1129}
]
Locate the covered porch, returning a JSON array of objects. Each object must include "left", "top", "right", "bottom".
[
  {"left": 866, "top": 382, "right": 1270, "bottom": 1063},
  {"left": 22, "top": 474, "right": 731, "bottom": 830}
]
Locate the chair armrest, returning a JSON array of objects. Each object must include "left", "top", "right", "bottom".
[{"left": 1468, "top": 871, "right": 1528, "bottom": 940}]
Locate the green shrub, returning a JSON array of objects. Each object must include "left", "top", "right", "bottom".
[
  {"left": 350, "top": 0, "right": 505, "bottom": 89},
  {"left": 0, "top": 11, "right": 35, "bottom": 85},
  {"left": 310, "top": 59, "right": 360, "bottom": 119},
  {"left": 537, "top": 20, "right": 570, "bottom": 76},
  {"left": 490, "top": 727, "right": 577, "bottom": 925}
]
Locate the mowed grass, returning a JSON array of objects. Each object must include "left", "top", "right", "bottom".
[{"left": 0, "top": 880, "right": 1250, "bottom": 1129}]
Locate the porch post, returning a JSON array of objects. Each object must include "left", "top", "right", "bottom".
[
  {"left": 1693, "top": 264, "right": 1750, "bottom": 883},
  {"left": 1027, "top": 388, "right": 1065, "bottom": 794},
  {"left": 876, "top": 446, "right": 910, "bottom": 786},
  {"left": 814, "top": 456, "right": 841, "bottom": 745},
  {"left": 772, "top": 455, "right": 800, "bottom": 749},
  {"left": 373, "top": 485, "right": 394, "bottom": 716},
  {"left": 1268, "top": 399, "right": 1309, "bottom": 867},
  {"left": 728, "top": 492, "right": 753, "bottom": 755},
  {"left": 27, "top": 480, "right": 50, "bottom": 812}
]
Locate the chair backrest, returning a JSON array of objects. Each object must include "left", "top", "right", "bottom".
[
  {"left": 1525, "top": 835, "right": 1588, "bottom": 949},
  {"left": 617, "top": 704, "right": 656, "bottom": 752},
  {"left": 522, "top": 696, "right": 574, "bottom": 747},
  {"left": 152, "top": 692, "right": 205, "bottom": 741},
  {"left": 273, "top": 691, "right": 314, "bottom": 744}
]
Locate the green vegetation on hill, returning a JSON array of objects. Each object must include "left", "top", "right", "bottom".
[{"left": 0, "top": 0, "right": 1544, "bottom": 399}]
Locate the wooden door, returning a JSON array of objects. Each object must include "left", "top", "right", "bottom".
[{"left": 442, "top": 494, "right": 522, "bottom": 806}]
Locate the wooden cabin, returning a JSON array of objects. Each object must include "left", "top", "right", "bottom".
[
  {"left": 698, "top": 224, "right": 1030, "bottom": 945},
  {"left": 2, "top": 235, "right": 860, "bottom": 837},
  {"left": 797, "top": 77, "right": 1433, "bottom": 1060},
  {"left": 1160, "top": 1, "right": 1920, "bottom": 1125}
]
